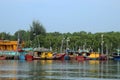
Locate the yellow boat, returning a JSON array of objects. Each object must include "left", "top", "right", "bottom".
[
  {"left": 88, "top": 52, "right": 100, "bottom": 60},
  {"left": 33, "top": 51, "right": 53, "bottom": 60},
  {"left": 87, "top": 52, "right": 107, "bottom": 60}
]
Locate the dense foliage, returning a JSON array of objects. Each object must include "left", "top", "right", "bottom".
[{"left": 0, "top": 21, "right": 120, "bottom": 54}]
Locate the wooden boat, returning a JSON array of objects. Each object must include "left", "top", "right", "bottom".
[
  {"left": 17, "top": 49, "right": 26, "bottom": 60},
  {"left": 33, "top": 51, "right": 53, "bottom": 60},
  {"left": 87, "top": 52, "right": 100, "bottom": 60},
  {"left": 33, "top": 50, "right": 66, "bottom": 60},
  {"left": 65, "top": 49, "right": 107, "bottom": 61},
  {"left": 25, "top": 52, "right": 33, "bottom": 61},
  {"left": 19, "top": 54, "right": 25, "bottom": 60},
  {"left": 112, "top": 52, "right": 120, "bottom": 60},
  {"left": 75, "top": 52, "right": 85, "bottom": 61},
  {"left": 109, "top": 49, "right": 120, "bottom": 60},
  {"left": 99, "top": 54, "right": 107, "bottom": 60},
  {"left": 64, "top": 54, "right": 70, "bottom": 60},
  {"left": 60, "top": 51, "right": 86, "bottom": 61},
  {"left": 53, "top": 53, "right": 66, "bottom": 60},
  {"left": 76, "top": 55, "right": 85, "bottom": 61},
  {"left": 67, "top": 51, "right": 77, "bottom": 60},
  {"left": 0, "top": 55, "right": 6, "bottom": 60},
  {"left": 86, "top": 52, "right": 107, "bottom": 60},
  {"left": 69, "top": 54, "right": 76, "bottom": 61},
  {"left": 113, "top": 56, "right": 120, "bottom": 60}
]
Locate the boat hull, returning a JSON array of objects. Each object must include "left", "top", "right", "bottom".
[
  {"left": 0, "top": 55, "right": 6, "bottom": 60},
  {"left": 25, "top": 54, "right": 33, "bottom": 61},
  {"left": 33, "top": 57, "right": 53, "bottom": 60},
  {"left": 113, "top": 56, "right": 120, "bottom": 60},
  {"left": 53, "top": 53, "right": 66, "bottom": 60},
  {"left": 19, "top": 55, "right": 25, "bottom": 60},
  {"left": 33, "top": 53, "right": 66, "bottom": 60},
  {"left": 76, "top": 56, "right": 85, "bottom": 61}
]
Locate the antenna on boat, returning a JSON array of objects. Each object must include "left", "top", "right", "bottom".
[{"left": 60, "top": 37, "right": 65, "bottom": 53}]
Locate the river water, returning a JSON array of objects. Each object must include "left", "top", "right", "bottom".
[{"left": 0, "top": 60, "right": 119, "bottom": 80}]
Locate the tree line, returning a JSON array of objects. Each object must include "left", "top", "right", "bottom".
[{"left": 0, "top": 20, "right": 120, "bottom": 54}]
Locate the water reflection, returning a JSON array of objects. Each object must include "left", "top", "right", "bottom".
[{"left": 0, "top": 60, "right": 120, "bottom": 80}]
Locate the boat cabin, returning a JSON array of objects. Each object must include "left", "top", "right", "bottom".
[{"left": 0, "top": 40, "right": 24, "bottom": 51}]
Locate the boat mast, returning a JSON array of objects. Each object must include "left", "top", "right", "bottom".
[
  {"left": 117, "top": 48, "right": 120, "bottom": 56},
  {"left": 101, "top": 34, "right": 104, "bottom": 55},
  {"left": 105, "top": 44, "right": 108, "bottom": 56},
  {"left": 60, "top": 38, "right": 65, "bottom": 53},
  {"left": 16, "top": 33, "right": 20, "bottom": 55}
]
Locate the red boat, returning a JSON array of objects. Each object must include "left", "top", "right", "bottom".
[
  {"left": 53, "top": 53, "right": 66, "bottom": 60},
  {"left": 25, "top": 53, "right": 33, "bottom": 61},
  {"left": 99, "top": 54, "right": 107, "bottom": 60},
  {"left": 76, "top": 56, "right": 85, "bottom": 61},
  {"left": 0, "top": 55, "right": 6, "bottom": 60}
]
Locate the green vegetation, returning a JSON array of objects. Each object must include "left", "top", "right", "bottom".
[{"left": 0, "top": 20, "right": 120, "bottom": 53}]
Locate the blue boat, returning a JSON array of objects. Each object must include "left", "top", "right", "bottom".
[
  {"left": 112, "top": 49, "right": 120, "bottom": 60},
  {"left": 64, "top": 54, "right": 70, "bottom": 60},
  {"left": 19, "top": 54, "right": 25, "bottom": 60},
  {"left": 113, "top": 56, "right": 120, "bottom": 60},
  {"left": 18, "top": 51, "right": 27, "bottom": 60}
]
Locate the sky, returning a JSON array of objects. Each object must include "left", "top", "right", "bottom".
[{"left": 0, "top": 0, "right": 120, "bottom": 34}]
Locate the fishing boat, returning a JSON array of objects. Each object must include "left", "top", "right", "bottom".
[
  {"left": 18, "top": 49, "right": 34, "bottom": 60},
  {"left": 87, "top": 52, "right": 100, "bottom": 60},
  {"left": 112, "top": 53, "right": 120, "bottom": 60},
  {"left": 99, "top": 54, "right": 107, "bottom": 60},
  {"left": 112, "top": 49, "right": 120, "bottom": 60},
  {"left": 41, "top": 52, "right": 53, "bottom": 60},
  {"left": 86, "top": 52, "right": 107, "bottom": 60},
  {"left": 0, "top": 51, "right": 6, "bottom": 60},
  {"left": 68, "top": 51, "right": 77, "bottom": 60},
  {"left": 0, "top": 39, "right": 24, "bottom": 60},
  {"left": 62, "top": 50, "right": 87, "bottom": 61},
  {"left": 76, "top": 53, "right": 85, "bottom": 61},
  {"left": 0, "top": 55, "right": 6, "bottom": 60},
  {"left": 16, "top": 33, "right": 26, "bottom": 60},
  {"left": 18, "top": 51, "right": 26, "bottom": 60},
  {"left": 25, "top": 52, "right": 33, "bottom": 61},
  {"left": 64, "top": 54, "right": 70, "bottom": 60},
  {"left": 34, "top": 51, "right": 66, "bottom": 60},
  {"left": 53, "top": 53, "right": 66, "bottom": 60},
  {"left": 33, "top": 47, "right": 53, "bottom": 60},
  {"left": 33, "top": 47, "right": 66, "bottom": 60}
]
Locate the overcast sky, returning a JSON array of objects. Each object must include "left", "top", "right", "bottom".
[{"left": 0, "top": 0, "right": 120, "bottom": 34}]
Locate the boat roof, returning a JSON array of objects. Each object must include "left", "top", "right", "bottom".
[{"left": 33, "top": 47, "right": 51, "bottom": 52}]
